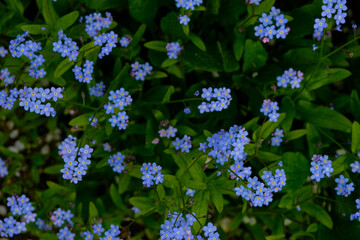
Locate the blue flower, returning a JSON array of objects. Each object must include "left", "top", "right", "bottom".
[
  {"left": 179, "top": 15, "right": 191, "bottom": 25},
  {"left": 313, "top": 18, "right": 328, "bottom": 32},
  {"left": 186, "top": 189, "right": 195, "bottom": 197}
]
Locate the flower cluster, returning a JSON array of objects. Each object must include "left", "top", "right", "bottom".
[
  {"left": 108, "top": 152, "right": 126, "bottom": 173},
  {"left": 130, "top": 61, "right": 153, "bottom": 81},
  {"left": 51, "top": 208, "right": 74, "bottom": 227},
  {"left": 254, "top": 7, "right": 290, "bottom": 42},
  {"left": 105, "top": 88, "right": 132, "bottom": 130},
  {"left": 175, "top": 0, "right": 203, "bottom": 25},
  {"left": 233, "top": 169, "right": 286, "bottom": 207},
  {"left": 350, "top": 199, "right": 360, "bottom": 222},
  {"left": 350, "top": 161, "right": 360, "bottom": 173},
  {"left": 100, "top": 225, "right": 122, "bottom": 240},
  {"left": 18, "top": 86, "right": 63, "bottom": 117},
  {"left": 173, "top": 135, "right": 192, "bottom": 153},
  {"left": 159, "top": 125, "right": 177, "bottom": 138},
  {"left": 57, "top": 226, "right": 75, "bottom": 240},
  {"left": 204, "top": 125, "right": 250, "bottom": 165},
  {"left": 9, "top": 30, "right": 47, "bottom": 79},
  {"left": 0, "top": 216, "right": 27, "bottom": 238},
  {"left": 141, "top": 162, "right": 164, "bottom": 187},
  {"left": 73, "top": 60, "right": 94, "bottom": 83},
  {"left": 248, "top": 0, "right": 263, "bottom": 5},
  {"left": 0, "top": 88, "right": 18, "bottom": 110},
  {"left": 85, "top": 12, "right": 113, "bottom": 38},
  {"left": 335, "top": 174, "right": 354, "bottom": 197},
  {"left": 35, "top": 218, "right": 52, "bottom": 231},
  {"left": 1, "top": 68, "right": 15, "bottom": 87},
  {"left": 160, "top": 211, "right": 198, "bottom": 240},
  {"left": 276, "top": 68, "right": 304, "bottom": 89},
  {"left": 94, "top": 31, "right": 118, "bottom": 59},
  {"left": 198, "top": 87, "right": 232, "bottom": 114},
  {"left": 314, "top": 0, "right": 347, "bottom": 40},
  {"left": 58, "top": 135, "right": 94, "bottom": 184},
  {"left": 53, "top": 30, "right": 79, "bottom": 61},
  {"left": 7, "top": 195, "right": 36, "bottom": 222},
  {"left": 166, "top": 42, "right": 183, "bottom": 59},
  {"left": 175, "top": 0, "right": 203, "bottom": 10},
  {"left": 0, "top": 46, "right": 8, "bottom": 57},
  {"left": 0, "top": 157, "right": 8, "bottom": 177},
  {"left": 89, "top": 82, "right": 105, "bottom": 97},
  {"left": 203, "top": 222, "right": 220, "bottom": 240},
  {"left": 309, "top": 154, "right": 333, "bottom": 182},
  {"left": 271, "top": 128, "right": 284, "bottom": 146},
  {"left": 260, "top": 99, "right": 280, "bottom": 122}
]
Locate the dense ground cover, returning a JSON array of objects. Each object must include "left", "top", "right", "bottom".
[{"left": 0, "top": 0, "right": 360, "bottom": 239}]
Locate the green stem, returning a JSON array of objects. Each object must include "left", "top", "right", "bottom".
[
  {"left": 323, "top": 36, "right": 360, "bottom": 59},
  {"left": 180, "top": 153, "right": 204, "bottom": 178},
  {"left": 57, "top": 100, "right": 97, "bottom": 110}
]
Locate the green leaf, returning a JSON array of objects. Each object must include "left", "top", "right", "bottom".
[
  {"left": 351, "top": 90, "right": 360, "bottom": 120},
  {"left": 161, "top": 59, "right": 179, "bottom": 68},
  {"left": 257, "top": 151, "right": 281, "bottom": 162},
  {"left": 5, "top": 0, "right": 24, "bottom": 15},
  {"left": 306, "top": 68, "right": 352, "bottom": 91},
  {"left": 192, "top": 190, "right": 209, "bottom": 232},
  {"left": 182, "top": 24, "right": 189, "bottom": 37},
  {"left": 50, "top": 77, "right": 67, "bottom": 87},
  {"left": 281, "top": 96, "right": 295, "bottom": 133},
  {"left": 105, "top": 121, "right": 113, "bottom": 136},
  {"left": 190, "top": 33, "right": 206, "bottom": 52},
  {"left": 46, "top": 181, "right": 68, "bottom": 191},
  {"left": 286, "top": 129, "right": 307, "bottom": 141},
  {"left": 129, "top": 197, "right": 156, "bottom": 215},
  {"left": 243, "top": 39, "right": 268, "bottom": 72},
  {"left": 162, "top": 86, "right": 175, "bottom": 103},
  {"left": 130, "top": 24, "right": 147, "bottom": 46},
  {"left": 144, "top": 41, "right": 167, "bottom": 52},
  {"left": 281, "top": 152, "right": 309, "bottom": 192},
  {"left": 182, "top": 180, "right": 207, "bottom": 190},
  {"left": 109, "top": 64, "right": 131, "bottom": 90},
  {"left": 156, "top": 184, "right": 166, "bottom": 200},
  {"left": 332, "top": 155, "right": 346, "bottom": 176},
  {"left": 110, "top": 184, "right": 123, "bottom": 209},
  {"left": 69, "top": 113, "right": 94, "bottom": 127},
  {"left": 301, "top": 202, "right": 333, "bottom": 229},
  {"left": 254, "top": 0, "right": 275, "bottom": 15},
  {"left": 306, "top": 223, "right": 318, "bottom": 233},
  {"left": 266, "top": 234, "right": 285, "bottom": 240},
  {"left": 44, "top": 164, "right": 63, "bottom": 174},
  {"left": 160, "top": 12, "right": 188, "bottom": 42},
  {"left": 21, "top": 25, "right": 44, "bottom": 35},
  {"left": 217, "top": 41, "right": 239, "bottom": 72},
  {"left": 306, "top": 123, "right": 321, "bottom": 157},
  {"left": 296, "top": 100, "right": 352, "bottom": 133},
  {"left": 253, "top": 113, "right": 286, "bottom": 141},
  {"left": 42, "top": 0, "right": 58, "bottom": 26},
  {"left": 183, "top": 44, "right": 223, "bottom": 72},
  {"left": 53, "top": 58, "right": 75, "bottom": 79},
  {"left": 148, "top": 71, "right": 168, "bottom": 79},
  {"left": 129, "top": 0, "right": 158, "bottom": 23},
  {"left": 352, "top": 121, "right": 360, "bottom": 153},
  {"left": 208, "top": 183, "right": 224, "bottom": 213},
  {"left": 234, "top": 31, "right": 245, "bottom": 61},
  {"left": 54, "top": 11, "right": 79, "bottom": 31},
  {"left": 89, "top": 201, "right": 99, "bottom": 219}
]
